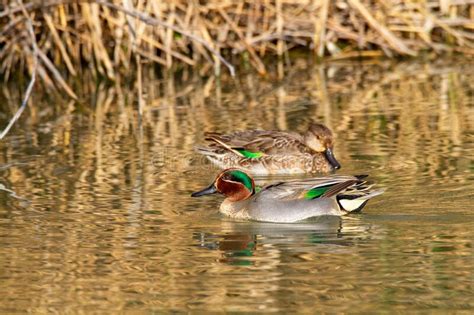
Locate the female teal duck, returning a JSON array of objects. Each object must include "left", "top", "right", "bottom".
[
  {"left": 196, "top": 123, "right": 341, "bottom": 175},
  {"left": 191, "top": 169, "right": 384, "bottom": 223}
]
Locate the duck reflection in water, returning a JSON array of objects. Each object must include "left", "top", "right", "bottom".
[{"left": 193, "top": 216, "right": 375, "bottom": 265}]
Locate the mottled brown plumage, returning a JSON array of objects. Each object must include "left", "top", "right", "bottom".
[{"left": 196, "top": 123, "right": 341, "bottom": 175}]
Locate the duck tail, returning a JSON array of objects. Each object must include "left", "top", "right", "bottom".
[{"left": 336, "top": 189, "right": 385, "bottom": 213}]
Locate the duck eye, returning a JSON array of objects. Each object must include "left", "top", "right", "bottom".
[{"left": 222, "top": 173, "right": 239, "bottom": 183}]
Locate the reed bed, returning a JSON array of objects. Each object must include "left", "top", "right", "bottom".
[{"left": 2, "top": 0, "right": 474, "bottom": 84}]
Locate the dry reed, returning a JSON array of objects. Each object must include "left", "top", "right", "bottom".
[{"left": 1, "top": 0, "right": 474, "bottom": 91}]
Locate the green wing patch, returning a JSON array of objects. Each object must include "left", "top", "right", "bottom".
[
  {"left": 304, "top": 184, "right": 335, "bottom": 199},
  {"left": 236, "top": 149, "right": 264, "bottom": 159}
]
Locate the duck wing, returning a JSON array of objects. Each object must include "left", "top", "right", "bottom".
[
  {"left": 256, "top": 175, "right": 360, "bottom": 201},
  {"left": 256, "top": 175, "right": 384, "bottom": 213},
  {"left": 203, "top": 130, "right": 307, "bottom": 157}
]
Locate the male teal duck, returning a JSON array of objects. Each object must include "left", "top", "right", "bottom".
[
  {"left": 196, "top": 123, "right": 341, "bottom": 175},
  {"left": 191, "top": 169, "right": 384, "bottom": 223}
]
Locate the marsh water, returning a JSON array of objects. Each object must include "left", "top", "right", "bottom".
[{"left": 0, "top": 59, "right": 473, "bottom": 313}]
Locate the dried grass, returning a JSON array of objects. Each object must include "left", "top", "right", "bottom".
[{"left": 1, "top": 0, "right": 474, "bottom": 90}]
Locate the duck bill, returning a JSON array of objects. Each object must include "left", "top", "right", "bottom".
[
  {"left": 191, "top": 183, "right": 218, "bottom": 197},
  {"left": 325, "top": 148, "right": 341, "bottom": 170}
]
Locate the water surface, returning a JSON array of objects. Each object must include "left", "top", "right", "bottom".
[{"left": 0, "top": 59, "right": 473, "bottom": 312}]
